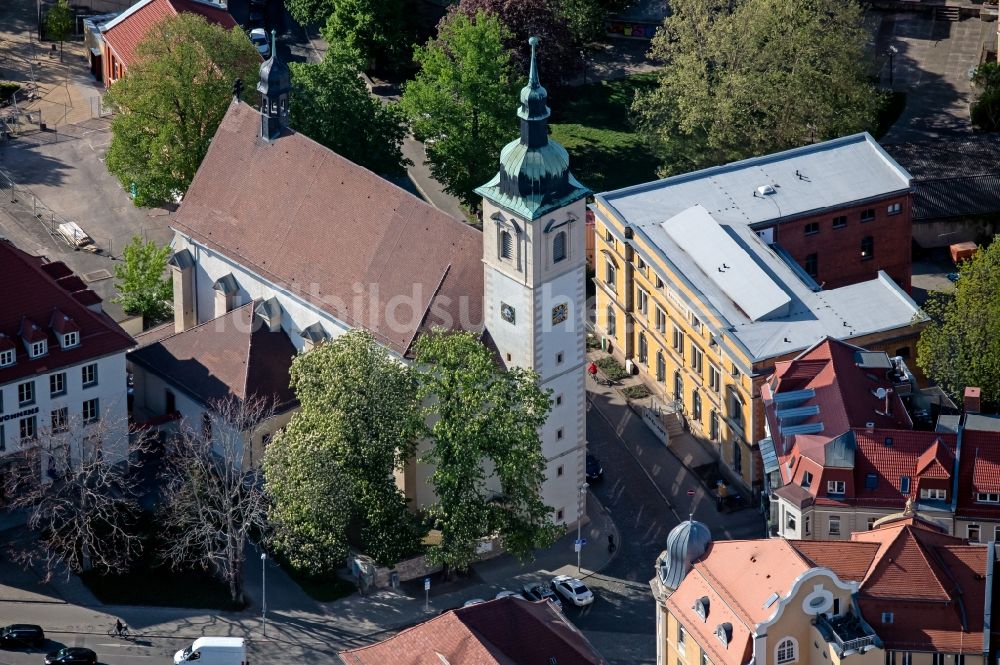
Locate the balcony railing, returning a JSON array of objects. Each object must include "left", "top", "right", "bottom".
[{"left": 815, "top": 614, "right": 878, "bottom": 656}]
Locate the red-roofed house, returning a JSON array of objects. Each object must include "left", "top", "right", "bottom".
[
  {"left": 652, "top": 517, "right": 995, "bottom": 665},
  {"left": 764, "top": 338, "right": 1000, "bottom": 542},
  {"left": 100, "top": 0, "right": 237, "bottom": 87},
  {"left": 339, "top": 596, "right": 607, "bottom": 664},
  {"left": 0, "top": 239, "right": 135, "bottom": 491}
]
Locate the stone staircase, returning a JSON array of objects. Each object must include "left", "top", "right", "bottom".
[{"left": 934, "top": 6, "right": 961, "bottom": 21}]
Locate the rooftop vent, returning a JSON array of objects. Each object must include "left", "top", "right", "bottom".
[
  {"left": 756, "top": 185, "right": 776, "bottom": 196},
  {"left": 866, "top": 422, "right": 875, "bottom": 434}
]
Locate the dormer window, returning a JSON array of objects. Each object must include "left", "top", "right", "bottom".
[
  {"left": 716, "top": 622, "right": 732, "bottom": 647},
  {"left": 0, "top": 348, "right": 13, "bottom": 367},
  {"left": 693, "top": 596, "right": 710, "bottom": 621},
  {"left": 30, "top": 340, "right": 48, "bottom": 358},
  {"left": 62, "top": 331, "right": 79, "bottom": 349}
]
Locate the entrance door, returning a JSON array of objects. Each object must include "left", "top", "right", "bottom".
[{"left": 165, "top": 389, "right": 176, "bottom": 414}]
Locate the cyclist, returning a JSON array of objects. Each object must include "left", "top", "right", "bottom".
[
  {"left": 115, "top": 619, "right": 126, "bottom": 637},
  {"left": 587, "top": 362, "right": 598, "bottom": 382}
]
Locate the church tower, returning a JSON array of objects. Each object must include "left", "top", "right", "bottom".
[
  {"left": 257, "top": 30, "right": 290, "bottom": 141},
  {"left": 476, "top": 37, "right": 591, "bottom": 527}
]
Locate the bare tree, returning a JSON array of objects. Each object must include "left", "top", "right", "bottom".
[
  {"left": 3, "top": 408, "right": 152, "bottom": 582},
  {"left": 157, "top": 395, "right": 276, "bottom": 604}
]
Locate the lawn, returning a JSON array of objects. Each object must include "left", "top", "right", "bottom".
[{"left": 550, "top": 73, "right": 661, "bottom": 193}]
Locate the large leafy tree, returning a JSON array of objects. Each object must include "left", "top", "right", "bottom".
[
  {"left": 104, "top": 13, "right": 259, "bottom": 206},
  {"left": 633, "top": 0, "right": 882, "bottom": 176},
  {"left": 290, "top": 42, "right": 409, "bottom": 177},
  {"left": 413, "top": 330, "right": 559, "bottom": 573},
  {"left": 264, "top": 331, "right": 422, "bottom": 572},
  {"left": 457, "top": 0, "right": 579, "bottom": 84},
  {"left": 401, "top": 11, "right": 517, "bottom": 209},
  {"left": 321, "top": 0, "right": 410, "bottom": 73},
  {"left": 112, "top": 236, "right": 172, "bottom": 324},
  {"left": 45, "top": 0, "right": 74, "bottom": 62},
  {"left": 285, "top": 0, "right": 335, "bottom": 26},
  {"left": 917, "top": 238, "right": 1000, "bottom": 411}
]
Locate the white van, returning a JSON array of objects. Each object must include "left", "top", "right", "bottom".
[{"left": 173, "top": 637, "right": 246, "bottom": 665}]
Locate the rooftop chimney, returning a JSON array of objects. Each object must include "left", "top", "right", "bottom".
[{"left": 964, "top": 387, "right": 982, "bottom": 414}]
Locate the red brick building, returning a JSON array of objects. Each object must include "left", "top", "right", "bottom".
[{"left": 100, "top": 0, "right": 237, "bottom": 88}]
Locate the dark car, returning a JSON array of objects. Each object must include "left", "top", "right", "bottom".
[
  {"left": 45, "top": 647, "right": 97, "bottom": 665},
  {"left": 586, "top": 454, "right": 603, "bottom": 481},
  {"left": 0, "top": 624, "right": 45, "bottom": 648},
  {"left": 521, "top": 583, "right": 563, "bottom": 610}
]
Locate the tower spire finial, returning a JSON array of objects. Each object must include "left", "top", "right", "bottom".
[
  {"left": 270, "top": 29, "right": 278, "bottom": 61},
  {"left": 528, "top": 36, "right": 540, "bottom": 88}
]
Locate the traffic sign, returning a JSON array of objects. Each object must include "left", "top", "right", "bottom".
[
  {"left": 574, "top": 542, "right": 581, "bottom": 553},
  {"left": 686, "top": 489, "right": 696, "bottom": 496},
  {"left": 424, "top": 577, "right": 431, "bottom": 591},
  {"left": 575, "top": 538, "right": 587, "bottom": 546}
]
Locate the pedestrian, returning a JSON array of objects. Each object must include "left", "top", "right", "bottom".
[
  {"left": 115, "top": 619, "right": 125, "bottom": 637},
  {"left": 588, "top": 362, "right": 598, "bottom": 381}
]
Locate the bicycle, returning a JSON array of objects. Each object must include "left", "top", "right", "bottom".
[{"left": 107, "top": 624, "right": 132, "bottom": 639}]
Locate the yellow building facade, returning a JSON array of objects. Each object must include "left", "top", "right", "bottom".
[{"left": 591, "top": 203, "right": 924, "bottom": 493}]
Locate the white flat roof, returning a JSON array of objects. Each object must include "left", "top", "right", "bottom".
[
  {"left": 663, "top": 205, "right": 790, "bottom": 322},
  {"left": 624, "top": 209, "right": 923, "bottom": 363},
  {"left": 599, "top": 133, "right": 912, "bottom": 230}
]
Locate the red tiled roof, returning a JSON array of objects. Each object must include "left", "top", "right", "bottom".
[
  {"left": 955, "top": 429, "right": 1000, "bottom": 518},
  {"left": 339, "top": 597, "right": 607, "bottom": 665},
  {"left": 852, "top": 430, "right": 958, "bottom": 504},
  {"left": 173, "top": 102, "right": 484, "bottom": 356},
  {"left": 678, "top": 519, "right": 986, "bottom": 655},
  {"left": 49, "top": 309, "right": 81, "bottom": 335},
  {"left": 103, "top": 0, "right": 237, "bottom": 71},
  {"left": 128, "top": 302, "right": 297, "bottom": 409},
  {"left": 915, "top": 440, "right": 954, "bottom": 479},
  {"left": 790, "top": 540, "right": 879, "bottom": 581},
  {"left": 0, "top": 240, "right": 135, "bottom": 384}
]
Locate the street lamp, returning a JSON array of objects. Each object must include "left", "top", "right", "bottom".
[
  {"left": 260, "top": 551, "right": 267, "bottom": 637},
  {"left": 888, "top": 45, "right": 898, "bottom": 88},
  {"left": 576, "top": 483, "right": 589, "bottom": 574}
]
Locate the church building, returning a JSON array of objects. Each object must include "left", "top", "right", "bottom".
[{"left": 129, "top": 36, "right": 591, "bottom": 525}]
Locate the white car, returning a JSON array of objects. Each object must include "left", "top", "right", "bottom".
[
  {"left": 463, "top": 598, "right": 487, "bottom": 607},
  {"left": 249, "top": 28, "right": 270, "bottom": 59},
  {"left": 551, "top": 575, "right": 595, "bottom": 607}
]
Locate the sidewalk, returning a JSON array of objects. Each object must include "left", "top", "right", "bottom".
[
  {"left": 586, "top": 351, "right": 765, "bottom": 541},
  {"left": 301, "top": 492, "right": 619, "bottom": 633}
]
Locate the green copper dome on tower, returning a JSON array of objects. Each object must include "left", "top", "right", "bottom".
[{"left": 475, "top": 36, "right": 590, "bottom": 220}]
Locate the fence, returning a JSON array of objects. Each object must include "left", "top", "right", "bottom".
[{"left": 0, "top": 166, "right": 76, "bottom": 249}]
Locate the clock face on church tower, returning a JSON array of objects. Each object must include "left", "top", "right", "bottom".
[{"left": 500, "top": 302, "right": 515, "bottom": 324}]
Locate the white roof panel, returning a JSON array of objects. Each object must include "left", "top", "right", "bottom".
[{"left": 662, "top": 206, "right": 790, "bottom": 321}]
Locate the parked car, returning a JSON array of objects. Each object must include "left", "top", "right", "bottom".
[
  {"left": 462, "top": 599, "right": 487, "bottom": 607},
  {"left": 495, "top": 589, "right": 525, "bottom": 600},
  {"left": 551, "top": 575, "right": 595, "bottom": 607},
  {"left": 0, "top": 624, "right": 44, "bottom": 648},
  {"left": 521, "top": 582, "right": 562, "bottom": 610},
  {"left": 586, "top": 454, "right": 603, "bottom": 481},
  {"left": 249, "top": 28, "right": 270, "bottom": 59},
  {"left": 45, "top": 647, "right": 97, "bottom": 665}
]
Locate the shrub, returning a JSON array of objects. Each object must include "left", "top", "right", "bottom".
[
  {"left": 596, "top": 356, "right": 629, "bottom": 381},
  {"left": 622, "top": 385, "right": 651, "bottom": 400}
]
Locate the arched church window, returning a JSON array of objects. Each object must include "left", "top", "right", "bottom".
[
  {"left": 553, "top": 231, "right": 567, "bottom": 263},
  {"left": 775, "top": 638, "right": 798, "bottom": 665},
  {"left": 500, "top": 230, "right": 513, "bottom": 259}
]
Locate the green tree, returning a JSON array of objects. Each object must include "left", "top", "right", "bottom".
[
  {"left": 401, "top": 11, "right": 517, "bottom": 209},
  {"left": 112, "top": 236, "right": 173, "bottom": 323},
  {"left": 633, "top": 0, "right": 882, "bottom": 176},
  {"left": 264, "top": 331, "right": 422, "bottom": 572},
  {"left": 290, "top": 42, "right": 409, "bottom": 177},
  {"left": 285, "top": 0, "right": 335, "bottom": 26},
  {"left": 45, "top": 0, "right": 74, "bottom": 62},
  {"left": 971, "top": 62, "right": 1000, "bottom": 131},
  {"left": 917, "top": 238, "right": 1000, "bottom": 411},
  {"left": 413, "top": 330, "right": 559, "bottom": 573},
  {"left": 104, "top": 13, "right": 259, "bottom": 206},
  {"left": 321, "top": 0, "right": 410, "bottom": 72}
]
